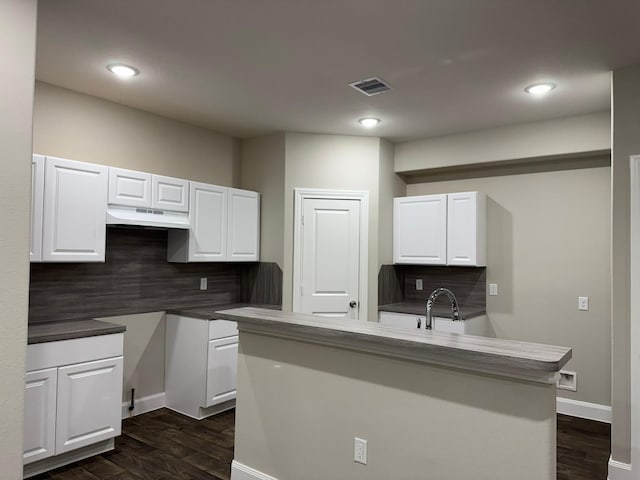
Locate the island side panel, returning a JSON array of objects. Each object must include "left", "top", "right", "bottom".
[{"left": 233, "top": 331, "right": 556, "bottom": 480}]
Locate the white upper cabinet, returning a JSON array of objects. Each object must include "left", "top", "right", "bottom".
[
  {"left": 152, "top": 174, "right": 189, "bottom": 212},
  {"left": 187, "top": 182, "right": 227, "bottom": 262},
  {"left": 42, "top": 156, "right": 108, "bottom": 262},
  {"left": 168, "top": 184, "right": 260, "bottom": 262},
  {"left": 447, "top": 191, "right": 486, "bottom": 266},
  {"left": 30, "top": 155, "right": 45, "bottom": 262},
  {"left": 227, "top": 188, "right": 260, "bottom": 262},
  {"left": 108, "top": 167, "right": 152, "bottom": 208},
  {"left": 393, "top": 191, "right": 486, "bottom": 266},
  {"left": 393, "top": 194, "right": 447, "bottom": 265}
]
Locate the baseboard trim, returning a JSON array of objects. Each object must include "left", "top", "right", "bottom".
[
  {"left": 121, "top": 392, "right": 166, "bottom": 419},
  {"left": 608, "top": 455, "right": 633, "bottom": 480},
  {"left": 556, "top": 397, "right": 611, "bottom": 423},
  {"left": 231, "top": 460, "right": 279, "bottom": 480}
]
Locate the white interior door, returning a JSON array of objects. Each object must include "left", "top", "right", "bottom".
[{"left": 298, "top": 198, "right": 361, "bottom": 319}]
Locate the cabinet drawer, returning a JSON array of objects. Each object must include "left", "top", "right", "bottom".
[
  {"left": 208, "top": 320, "right": 238, "bottom": 340},
  {"left": 27, "top": 333, "right": 124, "bottom": 371}
]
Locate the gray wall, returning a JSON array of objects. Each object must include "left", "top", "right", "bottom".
[
  {"left": 378, "top": 139, "right": 406, "bottom": 265},
  {"left": 394, "top": 112, "right": 610, "bottom": 172},
  {"left": 282, "top": 133, "right": 383, "bottom": 319},
  {"left": 407, "top": 163, "right": 611, "bottom": 407},
  {"left": 240, "top": 133, "right": 286, "bottom": 267},
  {"left": 0, "top": 0, "right": 37, "bottom": 475},
  {"left": 33, "top": 82, "right": 239, "bottom": 185},
  {"left": 235, "top": 331, "right": 557, "bottom": 480},
  {"left": 611, "top": 64, "right": 640, "bottom": 464}
]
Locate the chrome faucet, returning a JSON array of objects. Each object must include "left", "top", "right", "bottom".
[{"left": 425, "top": 288, "right": 460, "bottom": 330}]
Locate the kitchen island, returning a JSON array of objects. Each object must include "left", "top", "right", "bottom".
[{"left": 216, "top": 307, "right": 571, "bottom": 480}]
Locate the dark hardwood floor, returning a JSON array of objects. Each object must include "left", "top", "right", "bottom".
[{"left": 31, "top": 410, "right": 610, "bottom": 480}]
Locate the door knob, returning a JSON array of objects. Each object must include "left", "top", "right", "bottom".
[{"left": 349, "top": 301, "right": 358, "bottom": 308}]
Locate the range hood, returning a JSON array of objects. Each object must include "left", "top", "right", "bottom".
[{"left": 106, "top": 205, "right": 190, "bottom": 229}]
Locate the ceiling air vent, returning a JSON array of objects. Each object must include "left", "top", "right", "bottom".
[{"left": 349, "top": 77, "right": 391, "bottom": 96}]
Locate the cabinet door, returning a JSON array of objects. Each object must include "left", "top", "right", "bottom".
[
  {"left": 56, "top": 357, "right": 123, "bottom": 454},
  {"left": 152, "top": 175, "right": 189, "bottom": 212},
  {"left": 206, "top": 336, "right": 238, "bottom": 407},
  {"left": 23, "top": 368, "right": 57, "bottom": 465},
  {"left": 447, "top": 192, "right": 485, "bottom": 266},
  {"left": 378, "top": 311, "right": 424, "bottom": 330},
  {"left": 30, "top": 155, "right": 45, "bottom": 262},
  {"left": 189, "top": 182, "right": 227, "bottom": 261},
  {"left": 42, "top": 157, "right": 108, "bottom": 262},
  {"left": 108, "top": 167, "right": 151, "bottom": 208},
  {"left": 433, "top": 316, "right": 467, "bottom": 334},
  {"left": 227, "top": 188, "right": 260, "bottom": 261},
  {"left": 393, "top": 195, "right": 447, "bottom": 265}
]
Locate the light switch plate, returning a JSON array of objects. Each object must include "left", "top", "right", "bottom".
[{"left": 578, "top": 296, "right": 589, "bottom": 311}]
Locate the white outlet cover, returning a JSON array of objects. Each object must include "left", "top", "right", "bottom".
[
  {"left": 416, "top": 279, "right": 423, "bottom": 291},
  {"left": 354, "top": 437, "right": 367, "bottom": 464},
  {"left": 200, "top": 277, "right": 208, "bottom": 290},
  {"left": 489, "top": 283, "right": 498, "bottom": 296},
  {"left": 578, "top": 296, "right": 589, "bottom": 311}
]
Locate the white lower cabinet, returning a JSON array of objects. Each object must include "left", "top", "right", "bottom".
[
  {"left": 206, "top": 336, "right": 239, "bottom": 407},
  {"left": 23, "top": 334, "right": 124, "bottom": 473},
  {"left": 55, "top": 357, "right": 124, "bottom": 454},
  {"left": 378, "top": 311, "right": 488, "bottom": 336},
  {"left": 165, "top": 315, "right": 239, "bottom": 419},
  {"left": 23, "top": 368, "right": 57, "bottom": 464}
]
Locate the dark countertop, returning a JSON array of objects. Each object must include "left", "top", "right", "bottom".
[
  {"left": 28, "top": 303, "right": 281, "bottom": 344},
  {"left": 378, "top": 302, "right": 486, "bottom": 319},
  {"left": 166, "top": 303, "right": 281, "bottom": 320},
  {"left": 28, "top": 319, "right": 126, "bottom": 344}
]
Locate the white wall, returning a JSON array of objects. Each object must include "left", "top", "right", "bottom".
[
  {"left": 407, "top": 163, "right": 611, "bottom": 407},
  {"left": 395, "top": 112, "right": 610, "bottom": 173},
  {"left": 0, "top": 0, "right": 37, "bottom": 475}
]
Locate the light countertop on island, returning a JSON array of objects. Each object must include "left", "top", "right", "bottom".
[{"left": 216, "top": 307, "right": 571, "bottom": 384}]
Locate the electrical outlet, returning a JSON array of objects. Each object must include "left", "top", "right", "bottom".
[
  {"left": 416, "top": 279, "right": 423, "bottom": 291},
  {"left": 200, "top": 278, "right": 208, "bottom": 290},
  {"left": 557, "top": 370, "right": 577, "bottom": 391},
  {"left": 489, "top": 283, "right": 498, "bottom": 296},
  {"left": 578, "top": 296, "right": 589, "bottom": 311},
  {"left": 354, "top": 437, "right": 367, "bottom": 464}
]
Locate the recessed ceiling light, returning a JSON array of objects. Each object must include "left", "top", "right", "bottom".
[
  {"left": 107, "top": 64, "right": 139, "bottom": 78},
  {"left": 359, "top": 117, "right": 380, "bottom": 128},
  {"left": 525, "top": 82, "right": 555, "bottom": 95}
]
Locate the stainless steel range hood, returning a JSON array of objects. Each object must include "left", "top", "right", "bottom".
[{"left": 106, "top": 205, "right": 190, "bottom": 229}]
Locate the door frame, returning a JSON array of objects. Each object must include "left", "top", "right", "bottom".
[
  {"left": 293, "top": 188, "right": 369, "bottom": 321},
  {"left": 630, "top": 154, "right": 640, "bottom": 473}
]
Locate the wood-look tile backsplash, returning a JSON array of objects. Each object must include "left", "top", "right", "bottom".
[
  {"left": 29, "top": 227, "right": 282, "bottom": 323},
  {"left": 378, "top": 264, "right": 486, "bottom": 309}
]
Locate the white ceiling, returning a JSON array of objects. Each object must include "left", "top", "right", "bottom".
[{"left": 36, "top": 0, "right": 640, "bottom": 142}]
